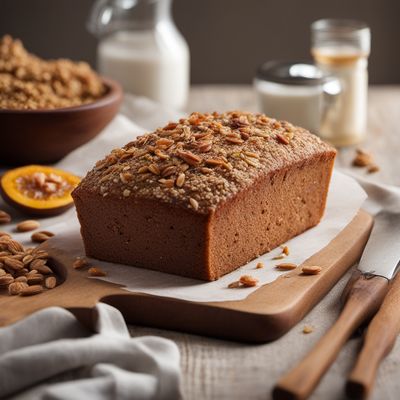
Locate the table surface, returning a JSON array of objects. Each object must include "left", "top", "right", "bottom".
[{"left": 127, "top": 85, "right": 400, "bottom": 400}]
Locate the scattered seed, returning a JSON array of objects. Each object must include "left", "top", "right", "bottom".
[
  {"left": 31, "top": 231, "right": 55, "bottom": 243},
  {"left": 88, "top": 267, "right": 107, "bottom": 277},
  {"left": 20, "top": 285, "right": 43, "bottom": 296},
  {"left": 239, "top": 275, "right": 259, "bottom": 287},
  {"left": 8, "top": 281, "right": 28, "bottom": 295},
  {"left": 228, "top": 280, "right": 241, "bottom": 289},
  {"left": 16, "top": 220, "right": 40, "bottom": 232},
  {"left": 272, "top": 254, "right": 285, "bottom": 260},
  {"left": 45, "top": 276, "right": 57, "bottom": 289},
  {"left": 281, "top": 246, "right": 289, "bottom": 256},
  {"left": 4, "top": 257, "right": 24, "bottom": 271},
  {"left": 0, "top": 211, "right": 11, "bottom": 224},
  {"left": 73, "top": 257, "right": 89, "bottom": 269},
  {"left": 0, "top": 274, "right": 14, "bottom": 286},
  {"left": 303, "top": 325, "right": 314, "bottom": 334},
  {"left": 256, "top": 262, "right": 264, "bottom": 269},
  {"left": 367, "top": 164, "right": 380, "bottom": 174},
  {"left": 276, "top": 263, "right": 297, "bottom": 270},
  {"left": 302, "top": 265, "right": 322, "bottom": 275}
]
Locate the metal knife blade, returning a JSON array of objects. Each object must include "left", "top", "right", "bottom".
[{"left": 358, "top": 211, "right": 400, "bottom": 279}]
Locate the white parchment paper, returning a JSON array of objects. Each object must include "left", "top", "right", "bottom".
[{"left": 0, "top": 95, "right": 367, "bottom": 302}]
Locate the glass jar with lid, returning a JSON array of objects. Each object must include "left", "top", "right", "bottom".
[
  {"left": 311, "top": 19, "right": 371, "bottom": 146},
  {"left": 88, "top": 0, "right": 190, "bottom": 110}
]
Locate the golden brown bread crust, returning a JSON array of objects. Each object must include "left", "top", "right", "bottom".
[{"left": 73, "top": 111, "right": 336, "bottom": 281}]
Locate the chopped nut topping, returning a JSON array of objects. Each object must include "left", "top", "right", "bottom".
[{"left": 80, "top": 111, "right": 333, "bottom": 214}]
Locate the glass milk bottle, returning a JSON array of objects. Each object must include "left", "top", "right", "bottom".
[
  {"left": 311, "top": 19, "right": 370, "bottom": 146},
  {"left": 88, "top": 0, "right": 190, "bottom": 110}
]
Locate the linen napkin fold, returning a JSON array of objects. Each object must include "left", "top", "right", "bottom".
[{"left": 0, "top": 303, "right": 181, "bottom": 400}]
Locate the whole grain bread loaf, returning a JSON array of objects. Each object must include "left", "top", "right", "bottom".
[{"left": 73, "top": 111, "right": 336, "bottom": 281}]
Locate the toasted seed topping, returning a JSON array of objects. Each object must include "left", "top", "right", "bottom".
[{"left": 77, "top": 111, "right": 334, "bottom": 214}]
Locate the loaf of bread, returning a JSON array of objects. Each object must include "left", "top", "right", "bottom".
[{"left": 73, "top": 111, "right": 336, "bottom": 281}]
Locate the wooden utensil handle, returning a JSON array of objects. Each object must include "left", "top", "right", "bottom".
[
  {"left": 346, "top": 272, "right": 400, "bottom": 399},
  {"left": 272, "top": 271, "right": 389, "bottom": 400}
]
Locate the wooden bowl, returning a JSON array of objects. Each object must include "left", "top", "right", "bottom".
[{"left": 0, "top": 78, "right": 123, "bottom": 165}]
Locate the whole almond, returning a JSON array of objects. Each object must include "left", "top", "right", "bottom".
[
  {"left": 0, "top": 211, "right": 11, "bottom": 225},
  {"left": 20, "top": 285, "right": 43, "bottom": 296},
  {"left": 239, "top": 275, "right": 259, "bottom": 287},
  {"left": 45, "top": 276, "right": 57, "bottom": 289},
  {"left": 73, "top": 257, "right": 89, "bottom": 269},
  {"left": 0, "top": 274, "right": 14, "bottom": 286},
  {"left": 4, "top": 257, "right": 24, "bottom": 271},
  {"left": 30, "top": 258, "right": 46, "bottom": 270},
  {"left": 31, "top": 231, "right": 55, "bottom": 243},
  {"left": 8, "top": 281, "right": 28, "bottom": 295},
  {"left": 27, "top": 273, "right": 44, "bottom": 285},
  {"left": 5, "top": 239, "right": 24, "bottom": 254},
  {"left": 276, "top": 263, "right": 297, "bottom": 271},
  {"left": 302, "top": 266, "right": 322, "bottom": 275},
  {"left": 88, "top": 267, "right": 107, "bottom": 277},
  {"left": 16, "top": 220, "right": 40, "bottom": 232}
]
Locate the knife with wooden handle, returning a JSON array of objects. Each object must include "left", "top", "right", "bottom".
[
  {"left": 346, "top": 271, "right": 400, "bottom": 400},
  {"left": 272, "top": 211, "right": 400, "bottom": 400}
]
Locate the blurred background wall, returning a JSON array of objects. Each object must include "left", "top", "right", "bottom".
[{"left": 1, "top": 0, "right": 399, "bottom": 84}]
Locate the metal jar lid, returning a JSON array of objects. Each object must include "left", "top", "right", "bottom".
[{"left": 256, "top": 60, "right": 326, "bottom": 86}]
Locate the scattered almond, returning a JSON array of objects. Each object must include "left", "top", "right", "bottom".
[
  {"left": 303, "top": 325, "right": 314, "bottom": 334},
  {"left": 227, "top": 280, "right": 241, "bottom": 289},
  {"left": 239, "top": 275, "right": 259, "bottom": 287},
  {"left": 367, "top": 164, "right": 380, "bottom": 174},
  {"left": 281, "top": 245, "right": 289, "bottom": 256},
  {"left": 16, "top": 220, "right": 40, "bottom": 232},
  {"left": 0, "top": 211, "right": 11, "bottom": 224},
  {"left": 0, "top": 236, "right": 56, "bottom": 296},
  {"left": 8, "top": 281, "right": 28, "bottom": 295},
  {"left": 302, "top": 265, "right": 322, "bottom": 275},
  {"left": 31, "top": 231, "right": 55, "bottom": 243},
  {"left": 88, "top": 267, "right": 107, "bottom": 277},
  {"left": 45, "top": 276, "right": 57, "bottom": 289},
  {"left": 73, "top": 257, "right": 89, "bottom": 269},
  {"left": 20, "top": 285, "right": 43, "bottom": 296},
  {"left": 276, "top": 262, "right": 297, "bottom": 270},
  {"left": 0, "top": 274, "right": 14, "bottom": 286},
  {"left": 353, "top": 148, "right": 373, "bottom": 167}
]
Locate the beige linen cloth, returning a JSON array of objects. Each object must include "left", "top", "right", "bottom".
[{"left": 0, "top": 303, "right": 180, "bottom": 400}]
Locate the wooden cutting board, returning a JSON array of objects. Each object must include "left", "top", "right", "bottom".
[{"left": 0, "top": 210, "right": 372, "bottom": 343}]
